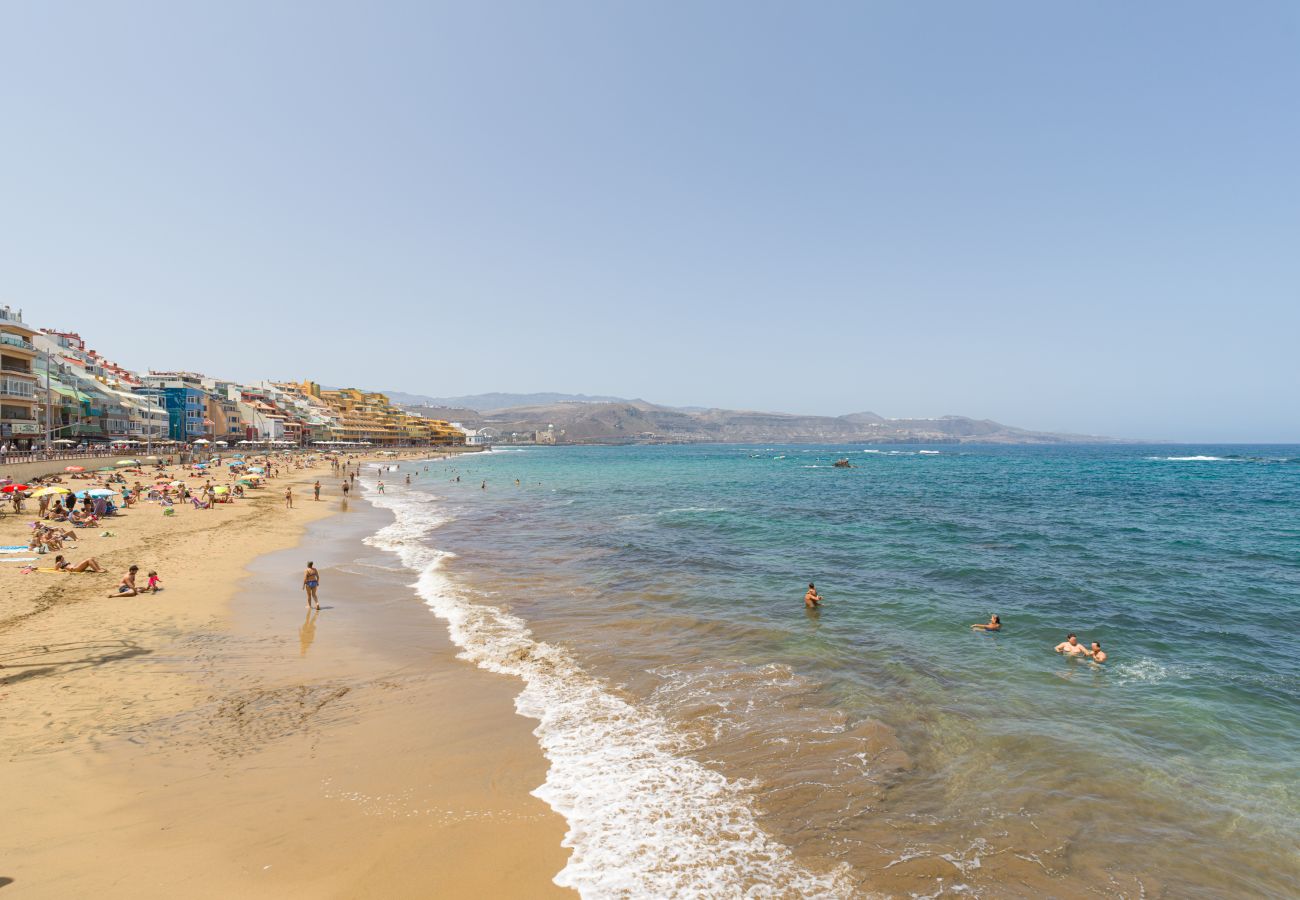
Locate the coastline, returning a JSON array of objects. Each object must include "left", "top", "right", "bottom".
[{"left": 0, "top": 453, "right": 570, "bottom": 898}]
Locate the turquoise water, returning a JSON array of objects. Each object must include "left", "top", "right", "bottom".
[{"left": 382, "top": 444, "right": 1299, "bottom": 897}]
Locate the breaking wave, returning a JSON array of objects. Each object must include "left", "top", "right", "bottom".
[{"left": 362, "top": 483, "right": 853, "bottom": 898}]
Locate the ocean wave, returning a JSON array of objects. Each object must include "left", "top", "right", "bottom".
[
  {"left": 362, "top": 485, "right": 852, "bottom": 898},
  {"left": 1147, "top": 455, "right": 1227, "bottom": 462}
]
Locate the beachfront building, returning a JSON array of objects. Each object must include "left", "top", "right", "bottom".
[
  {"left": 38, "top": 329, "right": 171, "bottom": 446},
  {"left": 139, "top": 372, "right": 211, "bottom": 443},
  {"left": 264, "top": 381, "right": 341, "bottom": 444},
  {"left": 314, "top": 387, "right": 401, "bottom": 445},
  {"left": 0, "top": 307, "right": 41, "bottom": 449},
  {"left": 199, "top": 378, "right": 251, "bottom": 445},
  {"left": 301, "top": 383, "right": 465, "bottom": 446}
]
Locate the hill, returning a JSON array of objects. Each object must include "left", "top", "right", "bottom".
[
  {"left": 386, "top": 391, "right": 629, "bottom": 410},
  {"left": 394, "top": 398, "right": 1112, "bottom": 444}
]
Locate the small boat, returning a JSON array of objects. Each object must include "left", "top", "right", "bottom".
[{"left": 833, "top": 458, "right": 854, "bottom": 468}]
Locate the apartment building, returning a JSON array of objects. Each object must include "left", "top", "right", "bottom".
[{"left": 0, "top": 307, "right": 42, "bottom": 449}]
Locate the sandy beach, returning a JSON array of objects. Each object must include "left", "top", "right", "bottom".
[{"left": 0, "top": 453, "right": 570, "bottom": 898}]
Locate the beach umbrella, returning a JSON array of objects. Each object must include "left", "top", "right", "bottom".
[
  {"left": 53, "top": 438, "right": 76, "bottom": 444},
  {"left": 248, "top": 466, "right": 265, "bottom": 473},
  {"left": 213, "top": 485, "right": 229, "bottom": 494},
  {"left": 31, "top": 486, "right": 72, "bottom": 498},
  {"left": 1, "top": 484, "right": 30, "bottom": 493},
  {"left": 193, "top": 438, "right": 210, "bottom": 444},
  {"left": 64, "top": 465, "right": 85, "bottom": 473},
  {"left": 96, "top": 467, "right": 116, "bottom": 473},
  {"left": 116, "top": 459, "right": 141, "bottom": 467},
  {"left": 169, "top": 480, "right": 184, "bottom": 487},
  {"left": 75, "top": 488, "right": 118, "bottom": 499}
]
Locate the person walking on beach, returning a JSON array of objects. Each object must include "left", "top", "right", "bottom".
[
  {"left": 805, "top": 583, "right": 822, "bottom": 608},
  {"left": 313, "top": 480, "right": 321, "bottom": 501},
  {"left": 342, "top": 480, "right": 350, "bottom": 499},
  {"left": 284, "top": 485, "right": 294, "bottom": 509},
  {"left": 1054, "top": 633, "right": 1088, "bottom": 656},
  {"left": 303, "top": 561, "right": 321, "bottom": 610}
]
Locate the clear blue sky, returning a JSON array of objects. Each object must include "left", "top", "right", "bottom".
[{"left": 2, "top": 1, "right": 1297, "bottom": 441}]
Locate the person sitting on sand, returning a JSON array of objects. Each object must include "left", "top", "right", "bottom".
[
  {"left": 1054, "top": 633, "right": 1089, "bottom": 656},
  {"left": 1087, "top": 641, "right": 1107, "bottom": 663},
  {"left": 53, "top": 554, "right": 104, "bottom": 573},
  {"left": 110, "top": 565, "right": 140, "bottom": 597},
  {"left": 971, "top": 614, "right": 1001, "bottom": 631},
  {"left": 805, "top": 582, "right": 822, "bottom": 608}
]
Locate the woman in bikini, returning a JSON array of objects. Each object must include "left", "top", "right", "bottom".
[
  {"left": 53, "top": 554, "right": 105, "bottom": 573},
  {"left": 303, "top": 561, "right": 321, "bottom": 610}
]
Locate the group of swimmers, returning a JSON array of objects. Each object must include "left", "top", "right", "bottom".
[{"left": 804, "top": 585, "right": 1109, "bottom": 662}]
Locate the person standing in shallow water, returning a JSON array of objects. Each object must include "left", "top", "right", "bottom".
[
  {"left": 303, "top": 561, "right": 321, "bottom": 610},
  {"left": 313, "top": 480, "right": 321, "bottom": 501},
  {"left": 805, "top": 583, "right": 822, "bottom": 608}
]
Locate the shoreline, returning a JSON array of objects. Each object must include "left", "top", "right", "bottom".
[{"left": 0, "top": 452, "right": 570, "bottom": 898}]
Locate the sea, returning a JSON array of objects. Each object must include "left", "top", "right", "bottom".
[{"left": 364, "top": 444, "right": 1300, "bottom": 899}]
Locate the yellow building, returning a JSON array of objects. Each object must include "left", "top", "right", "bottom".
[{"left": 309, "top": 384, "right": 464, "bottom": 446}]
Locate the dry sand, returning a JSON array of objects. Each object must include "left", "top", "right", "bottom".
[{"left": 0, "top": 453, "right": 571, "bottom": 898}]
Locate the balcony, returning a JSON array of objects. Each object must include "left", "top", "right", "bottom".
[
  {"left": 0, "top": 380, "right": 36, "bottom": 399},
  {"left": 0, "top": 333, "right": 36, "bottom": 352}
]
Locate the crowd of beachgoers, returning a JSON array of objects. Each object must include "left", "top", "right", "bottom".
[{"left": 3, "top": 450, "right": 356, "bottom": 591}]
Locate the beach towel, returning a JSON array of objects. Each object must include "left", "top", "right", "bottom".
[
  {"left": 0, "top": 545, "right": 30, "bottom": 552},
  {"left": 0, "top": 557, "right": 39, "bottom": 563}
]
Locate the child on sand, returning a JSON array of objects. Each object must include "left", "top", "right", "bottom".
[{"left": 145, "top": 570, "right": 163, "bottom": 593}]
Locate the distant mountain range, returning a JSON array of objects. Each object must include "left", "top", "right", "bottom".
[
  {"left": 385, "top": 391, "right": 630, "bottom": 410},
  {"left": 387, "top": 392, "right": 1113, "bottom": 444}
]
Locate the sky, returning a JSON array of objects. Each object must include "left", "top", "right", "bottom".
[{"left": 1, "top": 1, "right": 1297, "bottom": 442}]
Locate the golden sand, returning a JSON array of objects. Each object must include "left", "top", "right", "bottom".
[{"left": 0, "top": 454, "right": 571, "bottom": 898}]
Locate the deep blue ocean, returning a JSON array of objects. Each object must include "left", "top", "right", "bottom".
[{"left": 371, "top": 444, "right": 1300, "bottom": 898}]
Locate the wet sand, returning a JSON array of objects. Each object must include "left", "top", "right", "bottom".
[{"left": 0, "top": 457, "right": 570, "bottom": 898}]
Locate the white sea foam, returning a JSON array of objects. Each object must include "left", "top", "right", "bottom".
[
  {"left": 1147, "top": 455, "right": 1226, "bottom": 462},
  {"left": 362, "top": 485, "right": 852, "bottom": 898}
]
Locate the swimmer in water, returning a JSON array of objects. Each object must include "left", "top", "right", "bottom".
[
  {"left": 1087, "top": 641, "right": 1107, "bottom": 663},
  {"left": 804, "top": 582, "right": 822, "bottom": 609},
  {"left": 1054, "top": 633, "right": 1089, "bottom": 656},
  {"left": 971, "top": 614, "right": 1001, "bottom": 631}
]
